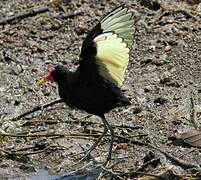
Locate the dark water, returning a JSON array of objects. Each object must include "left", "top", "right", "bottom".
[
  {"left": 31, "top": 166, "right": 101, "bottom": 180},
  {"left": 31, "top": 169, "right": 58, "bottom": 180}
]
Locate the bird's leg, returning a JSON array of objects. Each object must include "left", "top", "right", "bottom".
[
  {"left": 101, "top": 115, "right": 114, "bottom": 166},
  {"left": 84, "top": 120, "right": 108, "bottom": 157},
  {"left": 74, "top": 119, "right": 108, "bottom": 164},
  {"left": 73, "top": 116, "right": 114, "bottom": 167}
]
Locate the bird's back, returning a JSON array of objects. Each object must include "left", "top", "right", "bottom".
[{"left": 69, "top": 69, "right": 130, "bottom": 116}]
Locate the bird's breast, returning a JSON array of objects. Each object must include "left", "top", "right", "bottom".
[{"left": 58, "top": 84, "right": 75, "bottom": 108}]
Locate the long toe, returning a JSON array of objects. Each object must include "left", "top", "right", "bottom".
[
  {"left": 102, "top": 156, "right": 111, "bottom": 167},
  {"left": 83, "top": 150, "right": 94, "bottom": 161}
]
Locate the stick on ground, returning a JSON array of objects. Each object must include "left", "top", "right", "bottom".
[
  {"left": 11, "top": 99, "right": 63, "bottom": 121},
  {"left": 0, "top": 7, "right": 49, "bottom": 25}
]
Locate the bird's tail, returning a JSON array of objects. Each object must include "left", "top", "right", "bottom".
[{"left": 117, "top": 94, "right": 131, "bottom": 107}]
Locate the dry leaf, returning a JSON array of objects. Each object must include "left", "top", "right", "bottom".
[
  {"left": 49, "top": 0, "right": 63, "bottom": 7},
  {"left": 180, "top": 130, "right": 201, "bottom": 147}
]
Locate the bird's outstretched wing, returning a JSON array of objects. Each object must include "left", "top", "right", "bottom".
[{"left": 79, "top": 5, "right": 135, "bottom": 87}]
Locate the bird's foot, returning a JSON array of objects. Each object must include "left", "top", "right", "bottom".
[
  {"left": 71, "top": 148, "right": 95, "bottom": 167},
  {"left": 71, "top": 149, "right": 113, "bottom": 170},
  {"left": 101, "top": 156, "right": 111, "bottom": 168},
  {"left": 79, "top": 149, "right": 94, "bottom": 161}
]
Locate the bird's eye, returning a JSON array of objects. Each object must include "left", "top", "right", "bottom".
[{"left": 48, "top": 67, "right": 55, "bottom": 73}]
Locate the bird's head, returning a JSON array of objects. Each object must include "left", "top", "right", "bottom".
[
  {"left": 37, "top": 65, "right": 68, "bottom": 85},
  {"left": 37, "top": 67, "right": 56, "bottom": 85}
]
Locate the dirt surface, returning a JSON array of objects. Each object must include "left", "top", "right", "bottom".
[{"left": 0, "top": 0, "right": 201, "bottom": 179}]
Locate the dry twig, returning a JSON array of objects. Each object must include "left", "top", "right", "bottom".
[
  {"left": 190, "top": 91, "right": 199, "bottom": 129},
  {"left": 0, "top": 7, "right": 49, "bottom": 25},
  {"left": 10, "top": 99, "right": 62, "bottom": 121}
]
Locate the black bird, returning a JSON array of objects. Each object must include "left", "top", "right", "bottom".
[{"left": 38, "top": 5, "right": 135, "bottom": 165}]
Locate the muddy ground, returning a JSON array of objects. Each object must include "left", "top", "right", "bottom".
[{"left": 0, "top": 0, "right": 201, "bottom": 179}]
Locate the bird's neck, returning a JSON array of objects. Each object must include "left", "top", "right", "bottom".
[
  {"left": 57, "top": 70, "right": 77, "bottom": 86},
  {"left": 57, "top": 69, "right": 81, "bottom": 108}
]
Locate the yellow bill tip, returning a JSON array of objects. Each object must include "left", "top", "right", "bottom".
[{"left": 37, "top": 78, "right": 47, "bottom": 85}]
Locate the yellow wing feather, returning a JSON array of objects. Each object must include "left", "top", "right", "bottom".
[{"left": 94, "top": 6, "right": 134, "bottom": 87}]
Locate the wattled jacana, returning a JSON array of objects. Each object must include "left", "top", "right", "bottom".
[{"left": 38, "top": 5, "right": 135, "bottom": 165}]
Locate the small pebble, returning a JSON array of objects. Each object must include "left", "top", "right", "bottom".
[
  {"left": 144, "top": 85, "right": 153, "bottom": 92},
  {"left": 154, "top": 96, "right": 168, "bottom": 104},
  {"left": 149, "top": 45, "right": 156, "bottom": 52},
  {"left": 160, "top": 71, "right": 172, "bottom": 84},
  {"left": 164, "top": 45, "right": 172, "bottom": 52}
]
